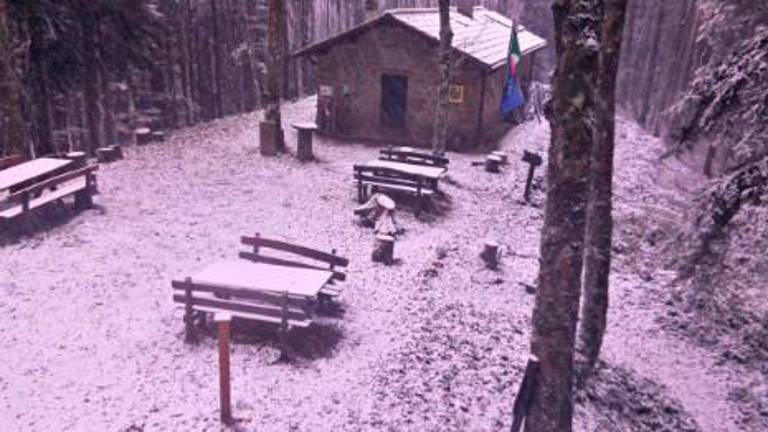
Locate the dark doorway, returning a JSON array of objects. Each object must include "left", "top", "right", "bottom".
[{"left": 380, "top": 74, "right": 408, "bottom": 128}]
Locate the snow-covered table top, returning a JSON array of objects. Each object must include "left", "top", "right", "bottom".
[
  {"left": 363, "top": 159, "right": 447, "bottom": 180},
  {"left": 0, "top": 158, "right": 73, "bottom": 191},
  {"left": 191, "top": 260, "right": 333, "bottom": 298}
]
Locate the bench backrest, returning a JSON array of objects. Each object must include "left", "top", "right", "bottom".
[
  {"left": 171, "top": 277, "right": 312, "bottom": 325},
  {"left": 5, "top": 164, "right": 98, "bottom": 207},
  {"left": 0, "top": 154, "right": 26, "bottom": 171},
  {"left": 239, "top": 233, "right": 349, "bottom": 282},
  {"left": 379, "top": 147, "right": 450, "bottom": 168}
]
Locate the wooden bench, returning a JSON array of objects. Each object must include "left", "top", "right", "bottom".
[
  {"left": 238, "top": 233, "right": 349, "bottom": 302},
  {"left": 380, "top": 146, "right": 450, "bottom": 167},
  {"left": 172, "top": 235, "right": 349, "bottom": 344},
  {"left": 354, "top": 164, "right": 437, "bottom": 213},
  {"left": 0, "top": 164, "right": 98, "bottom": 220},
  {"left": 172, "top": 276, "right": 316, "bottom": 343},
  {"left": 0, "top": 154, "right": 26, "bottom": 171}
]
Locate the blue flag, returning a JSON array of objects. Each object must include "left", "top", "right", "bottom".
[{"left": 500, "top": 25, "right": 525, "bottom": 116}]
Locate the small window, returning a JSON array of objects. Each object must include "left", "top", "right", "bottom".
[{"left": 449, "top": 85, "right": 465, "bottom": 104}]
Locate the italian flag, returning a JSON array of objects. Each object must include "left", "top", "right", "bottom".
[{"left": 501, "top": 24, "right": 525, "bottom": 116}]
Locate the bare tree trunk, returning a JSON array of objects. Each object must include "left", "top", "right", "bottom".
[
  {"left": 525, "top": 1, "right": 601, "bottom": 431},
  {"left": 431, "top": 0, "right": 452, "bottom": 155},
  {"left": 179, "top": 0, "right": 193, "bottom": 125},
  {"left": 80, "top": 7, "right": 104, "bottom": 154},
  {"left": 25, "top": 0, "right": 54, "bottom": 156},
  {"left": 261, "top": 0, "right": 285, "bottom": 153},
  {"left": 211, "top": 0, "right": 224, "bottom": 118},
  {"left": 577, "top": 0, "right": 629, "bottom": 383},
  {"left": 0, "top": 0, "right": 27, "bottom": 156}
]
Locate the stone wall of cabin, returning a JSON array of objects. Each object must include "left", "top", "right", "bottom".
[{"left": 313, "top": 21, "right": 500, "bottom": 149}]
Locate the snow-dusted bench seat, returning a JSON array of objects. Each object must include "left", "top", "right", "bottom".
[{"left": 0, "top": 164, "right": 98, "bottom": 220}]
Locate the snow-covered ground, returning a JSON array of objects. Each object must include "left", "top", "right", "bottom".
[{"left": 0, "top": 98, "right": 762, "bottom": 431}]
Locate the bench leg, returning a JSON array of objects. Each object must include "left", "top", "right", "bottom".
[
  {"left": 357, "top": 180, "right": 365, "bottom": 204},
  {"left": 184, "top": 284, "right": 198, "bottom": 344},
  {"left": 74, "top": 191, "right": 93, "bottom": 210},
  {"left": 184, "top": 311, "right": 198, "bottom": 344}
]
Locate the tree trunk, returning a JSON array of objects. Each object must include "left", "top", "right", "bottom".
[
  {"left": 526, "top": 1, "right": 601, "bottom": 431},
  {"left": 263, "top": 0, "right": 285, "bottom": 151},
  {"left": 24, "top": 0, "right": 54, "bottom": 156},
  {"left": 0, "top": 0, "right": 27, "bottom": 156},
  {"left": 577, "top": 0, "right": 628, "bottom": 383},
  {"left": 211, "top": 0, "right": 224, "bottom": 118},
  {"left": 80, "top": 8, "right": 104, "bottom": 154},
  {"left": 179, "top": 0, "right": 193, "bottom": 125},
  {"left": 431, "top": 0, "right": 452, "bottom": 155}
]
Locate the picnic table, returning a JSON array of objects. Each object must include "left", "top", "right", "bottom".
[
  {"left": 363, "top": 158, "right": 447, "bottom": 182},
  {"left": 0, "top": 157, "right": 98, "bottom": 220},
  {"left": 192, "top": 260, "right": 333, "bottom": 298},
  {"left": 173, "top": 234, "right": 349, "bottom": 343},
  {"left": 0, "top": 157, "right": 73, "bottom": 193},
  {"left": 352, "top": 146, "right": 450, "bottom": 214}
]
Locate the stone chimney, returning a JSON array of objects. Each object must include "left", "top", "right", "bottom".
[{"left": 457, "top": 0, "right": 474, "bottom": 19}]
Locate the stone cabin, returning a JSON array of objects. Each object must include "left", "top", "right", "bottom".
[{"left": 293, "top": 6, "right": 546, "bottom": 150}]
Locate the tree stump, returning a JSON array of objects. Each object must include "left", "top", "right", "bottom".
[
  {"left": 372, "top": 234, "right": 395, "bottom": 265},
  {"left": 492, "top": 151, "right": 509, "bottom": 165},
  {"left": 485, "top": 154, "right": 502, "bottom": 173},
  {"left": 259, "top": 120, "right": 283, "bottom": 156},
  {"left": 292, "top": 122, "right": 317, "bottom": 162},
  {"left": 136, "top": 127, "right": 152, "bottom": 145},
  {"left": 95, "top": 145, "right": 123, "bottom": 163},
  {"left": 480, "top": 240, "right": 500, "bottom": 269},
  {"left": 65, "top": 151, "right": 87, "bottom": 169},
  {"left": 152, "top": 131, "right": 166, "bottom": 142}
]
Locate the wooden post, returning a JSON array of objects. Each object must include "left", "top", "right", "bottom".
[
  {"left": 215, "top": 313, "right": 233, "bottom": 425},
  {"left": 183, "top": 277, "right": 198, "bottom": 344},
  {"left": 522, "top": 150, "right": 543, "bottom": 202},
  {"left": 510, "top": 355, "right": 540, "bottom": 432},
  {"left": 372, "top": 234, "right": 395, "bottom": 265}
]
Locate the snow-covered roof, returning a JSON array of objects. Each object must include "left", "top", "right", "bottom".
[{"left": 293, "top": 7, "right": 547, "bottom": 71}]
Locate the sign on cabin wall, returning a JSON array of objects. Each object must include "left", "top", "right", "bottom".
[
  {"left": 319, "top": 85, "right": 334, "bottom": 97},
  {"left": 449, "top": 85, "right": 464, "bottom": 104}
]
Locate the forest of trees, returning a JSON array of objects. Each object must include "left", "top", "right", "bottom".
[{"left": 0, "top": 0, "right": 523, "bottom": 158}]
